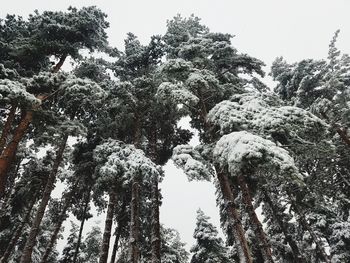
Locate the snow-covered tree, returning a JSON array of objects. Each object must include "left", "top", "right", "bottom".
[{"left": 190, "top": 209, "right": 229, "bottom": 263}]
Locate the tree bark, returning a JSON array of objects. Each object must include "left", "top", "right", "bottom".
[
  {"left": 73, "top": 190, "right": 91, "bottom": 263},
  {"left": 110, "top": 197, "right": 127, "bottom": 263},
  {"left": 262, "top": 188, "right": 305, "bottom": 263},
  {"left": 0, "top": 54, "right": 67, "bottom": 198},
  {"left": 0, "top": 110, "right": 33, "bottom": 198},
  {"left": 128, "top": 178, "right": 140, "bottom": 263},
  {"left": 110, "top": 222, "right": 122, "bottom": 263},
  {"left": 40, "top": 191, "right": 73, "bottom": 263},
  {"left": 0, "top": 103, "right": 17, "bottom": 154},
  {"left": 237, "top": 175, "right": 274, "bottom": 263},
  {"left": 52, "top": 54, "right": 67, "bottom": 73},
  {"left": 151, "top": 177, "right": 161, "bottom": 263},
  {"left": 215, "top": 168, "right": 253, "bottom": 263},
  {"left": 19, "top": 134, "right": 68, "bottom": 263},
  {"left": 99, "top": 192, "right": 117, "bottom": 263},
  {"left": 0, "top": 198, "right": 35, "bottom": 263}
]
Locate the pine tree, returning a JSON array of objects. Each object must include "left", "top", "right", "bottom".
[{"left": 190, "top": 209, "right": 229, "bottom": 263}]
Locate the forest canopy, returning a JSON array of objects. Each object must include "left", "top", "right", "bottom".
[{"left": 0, "top": 6, "right": 349, "bottom": 263}]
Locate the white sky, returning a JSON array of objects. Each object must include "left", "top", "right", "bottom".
[{"left": 2, "top": 0, "right": 350, "bottom": 259}]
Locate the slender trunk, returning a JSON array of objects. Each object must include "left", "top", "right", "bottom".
[
  {"left": 40, "top": 193, "right": 73, "bottom": 263},
  {"left": 99, "top": 192, "right": 117, "bottom": 263},
  {"left": 215, "top": 168, "right": 253, "bottom": 263},
  {"left": 0, "top": 54, "right": 67, "bottom": 198},
  {"left": 336, "top": 127, "right": 350, "bottom": 147},
  {"left": 110, "top": 197, "right": 127, "bottom": 263},
  {"left": 129, "top": 178, "right": 140, "bottom": 263},
  {"left": 149, "top": 126, "right": 161, "bottom": 263},
  {"left": 52, "top": 54, "right": 67, "bottom": 73},
  {"left": 291, "top": 200, "right": 330, "bottom": 263},
  {"left": 0, "top": 103, "right": 17, "bottom": 154},
  {"left": 262, "top": 188, "right": 305, "bottom": 263},
  {"left": 110, "top": 223, "right": 122, "bottom": 263},
  {"left": 73, "top": 190, "right": 91, "bottom": 263},
  {"left": 151, "top": 177, "right": 161, "bottom": 263},
  {"left": 20, "top": 134, "right": 68, "bottom": 263},
  {"left": 0, "top": 111, "right": 33, "bottom": 197},
  {"left": 0, "top": 198, "right": 35, "bottom": 263},
  {"left": 237, "top": 175, "right": 274, "bottom": 263}
]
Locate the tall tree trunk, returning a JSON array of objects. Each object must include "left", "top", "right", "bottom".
[
  {"left": 110, "top": 197, "right": 127, "bottom": 263},
  {"left": 290, "top": 200, "right": 330, "bottom": 263},
  {"left": 262, "top": 188, "right": 305, "bottom": 263},
  {"left": 148, "top": 126, "right": 161, "bottom": 263},
  {"left": 40, "top": 190, "right": 73, "bottom": 263},
  {"left": 215, "top": 168, "right": 253, "bottom": 263},
  {"left": 19, "top": 134, "right": 68, "bottom": 263},
  {"left": 0, "top": 103, "right": 17, "bottom": 154},
  {"left": 99, "top": 192, "right": 117, "bottom": 263},
  {"left": 129, "top": 178, "right": 140, "bottom": 263},
  {"left": 151, "top": 177, "right": 161, "bottom": 263},
  {"left": 110, "top": 222, "right": 122, "bottom": 263},
  {"left": 73, "top": 190, "right": 91, "bottom": 263},
  {"left": 0, "top": 110, "right": 33, "bottom": 198},
  {"left": 237, "top": 175, "right": 274, "bottom": 263},
  {"left": 0, "top": 55, "right": 67, "bottom": 198},
  {"left": 0, "top": 198, "right": 35, "bottom": 263}
]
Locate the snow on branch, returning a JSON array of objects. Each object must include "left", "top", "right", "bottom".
[{"left": 172, "top": 144, "right": 214, "bottom": 181}]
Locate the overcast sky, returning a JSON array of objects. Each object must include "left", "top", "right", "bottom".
[{"left": 2, "top": 0, "right": 350, "bottom": 258}]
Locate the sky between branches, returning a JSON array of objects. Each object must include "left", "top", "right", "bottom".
[{"left": 1, "top": 0, "right": 350, "bottom": 255}]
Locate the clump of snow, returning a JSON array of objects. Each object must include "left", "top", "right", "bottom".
[
  {"left": 94, "top": 139, "right": 161, "bottom": 188},
  {"left": 172, "top": 144, "right": 213, "bottom": 181},
  {"left": 213, "top": 131, "right": 300, "bottom": 180}
]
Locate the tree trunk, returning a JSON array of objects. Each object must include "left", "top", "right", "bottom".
[
  {"left": 110, "top": 222, "right": 122, "bottom": 263},
  {"left": 291, "top": 201, "right": 330, "bottom": 263},
  {"left": 110, "top": 197, "right": 127, "bottom": 263},
  {"left": 52, "top": 54, "right": 67, "bottom": 73},
  {"left": 237, "top": 175, "right": 274, "bottom": 263},
  {"left": 0, "top": 110, "right": 33, "bottom": 198},
  {"left": 0, "top": 198, "right": 35, "bottom": 263},
  {"left": 0, "top": 103, "right": 17, "bottom": 154},
  {"left": 19, "top": 134, "right": 68, "bottom": 263},
  {"left": 40, "top": 191, "right": 73, "bottom": 263},
  {"left": 262, "top": 188, "right": 305, "bottom": 263},
  {"left": 0, "top": 55, "right": 67, "bottom": 198},
  {"left": 215, "top": 168, "right": 253, "bottom": 263},
  {"left": 128, "top": 178, "right": 140, "bottom": 263},
  {"left": 99, "top": 192, "right": 117, "bottom": 263},
  {"left": 151, "top": 177, "right": 161, "bottom": 263},
  {"left": 73, "top": 190, "right": 91, "bottom": 263}
]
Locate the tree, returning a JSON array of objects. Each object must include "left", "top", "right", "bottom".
[{"left": 190, "top": 209, "right": 229, "bottom": 263}]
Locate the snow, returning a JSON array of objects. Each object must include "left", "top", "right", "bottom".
[{"left": 213, "top": 131, "right": 300, "bottom": 179}]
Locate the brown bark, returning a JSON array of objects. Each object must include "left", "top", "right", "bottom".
[
  {"left": 336, "top": 126, "right": 350, "bottom": 147},
  {"left": 151, "top": 177, "right": 161, "bottom": 263},
  {"left": 215, "top": 168, "right": 253, "bottom": 263},
  {"left": 0, "top": 103, "right": 17, "bottom": 154},
  {"left": 291, "top": 200, "right": 330, "bottom": 263},
  {"left": 262, "top": 189, "right": 305, "bottom": 263},
  {"left": 73, "top": 190, "right": 91, "bottom": 263},
  {"left": 99, "top": 192, "right": 117, "bottom": 263},
  {"left": 52, "top": 54, "right": 67, "bottom": 73},
  {"left": 19, "top": 134, "right": 68, "bottom": 263},
  {"left": 128, "top": 178, "right": 140, "bottom": 263},
  {"left": 0, "top": 110, "right": 33, "bottom": 198},
  {"left": 40, "top": 192, "right": 72, "bottom": 263},
  {"left": 0, "top": 198, "right": 35, "bottom": 263},
  {"left": 237, "top": 175, "right": 274, "bottom": 263}
]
